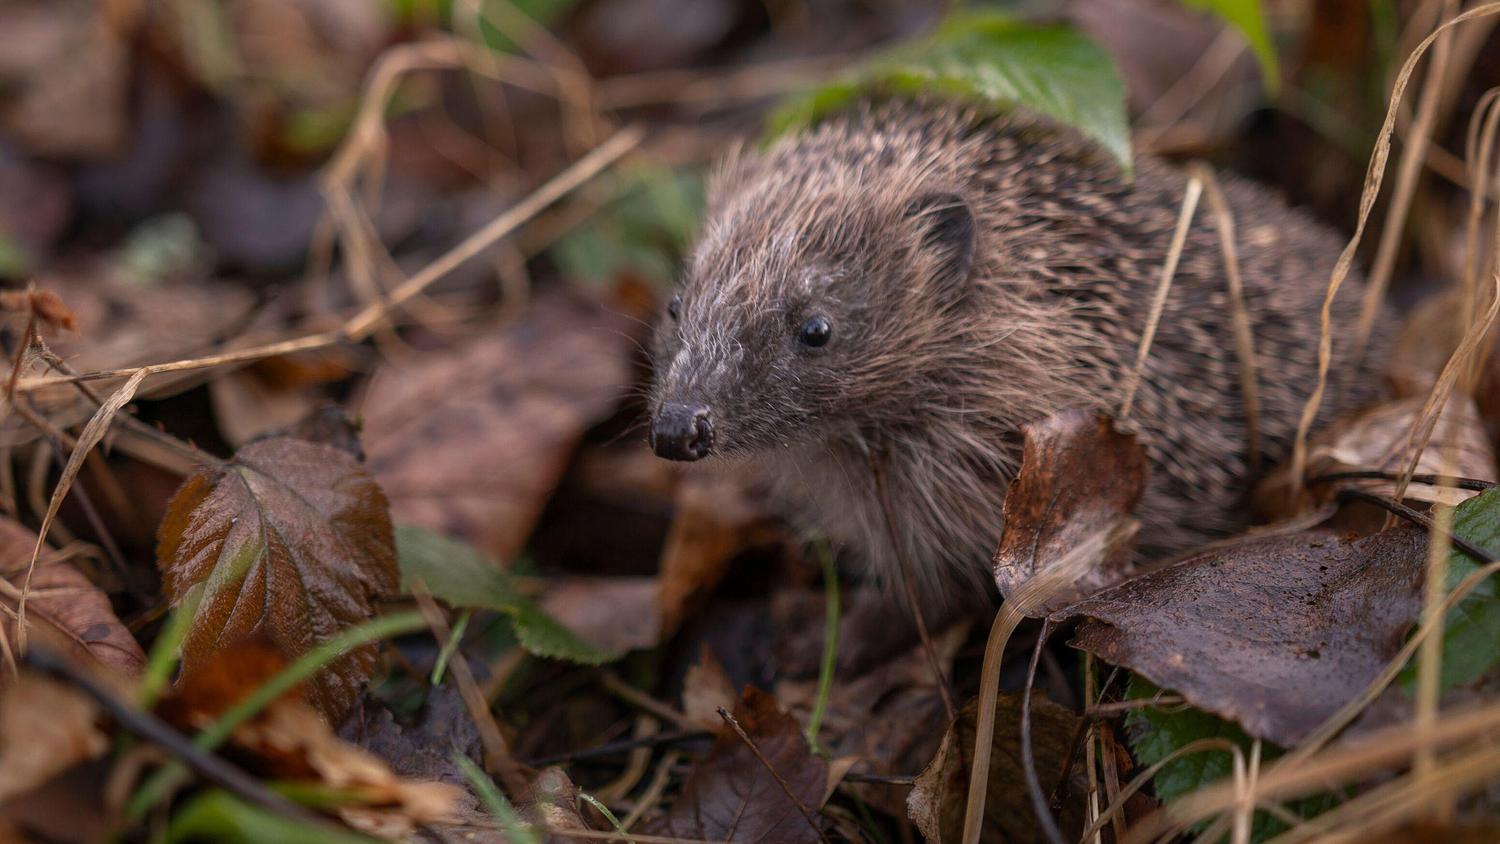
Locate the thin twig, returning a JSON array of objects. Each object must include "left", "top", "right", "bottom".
[
  {"left": 1335, "top": 488, "right": 1497, "bottom": 563},
  {"left": 22, "top": 645, "right": 321, "bottom": 824},
  {"left": 524, "top": 729, "right": 710, "bottom": 767},
  {"left": 1309, "top": 471, "right": 1495, "bottom": 491},
  {"left": 716, "top": 706, "right": 831, "bottom": 844}
]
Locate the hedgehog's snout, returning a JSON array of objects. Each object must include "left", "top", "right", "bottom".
[{"left": 651, "top": 401, "right": 714, "bottom": 461}]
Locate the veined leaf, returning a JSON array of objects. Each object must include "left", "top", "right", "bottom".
[
  {"left": 1124, "top": 677, "right": 1337, "bottom": 841},
  {"left": 395, "top": 525, "right": 615, "bottom": 665},
  {"left": 1400, "top": 487, "right": 1500, "bottom": 692},
  {"left": 769, "top": 12, "right": 1131, "bottom": 173},
  {"left": 157, "top": 436, "right": 400, "bottom": 720}
]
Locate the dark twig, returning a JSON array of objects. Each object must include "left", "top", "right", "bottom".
[
  {"left": 21, "top": 645, "right": 322, "bottom": 824},
  {"left": 843, "top": 771, "right": 917, "bottom": 786},
  {"left": 1054, "top": 666, "right": 1123, "bottom": 810},
  {"left": 869, "top": 453, "right": 957, "bottom": 722},
  {"left": 524, "top": 729, "right": 711, "bottom": 767},
  {"left": 716, "top": 706, "right": 831, "bottom": 844},
  {"left": 1311, "top": 471, "right": 1496, "bottom": 491},
  {"left": 1020, "top": 620, "right": 1066, "bottom": 844},
  {"left": 1336, "top": 488, "right": 1499, "bottom": 562}
]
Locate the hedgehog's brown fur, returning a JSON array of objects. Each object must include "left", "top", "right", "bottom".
[{"left": 650, "top": 98, "right": 1390, "bottom": 605}]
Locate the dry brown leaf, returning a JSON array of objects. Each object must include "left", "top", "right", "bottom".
[
  {"left": 0, "top": 517, "right": 143, "bottom": 678},
  {"left": 646, "top": 686, "right": 830, "bottom": 844},
  {"left": 659, "top": 470, "right": 776, "bottom": 635},
  {"left": 0, "top": 672, "right": 107, "bottom": 803},
  {"left": 1057, "top": 527, "right": 1427, "bottom": 746},
  {"left": 538, "top": 576, "right": 661, "bottom": 655},
  {"left": 0, "top": 0, "right": 136, "bottom": 157},
  {"left": 238, "top": 698, "right": 462, "bottom": 837},
  {"left": 992, "top": 410, "right": 1147, "bottom": 615},
  {"left": 776, "top": 623, "right": 961, "bottom": 820},
  {"left": 156, "top": 433, "right": 399, "bottom": 720},
  {"left": 2, "top": 267, "right": 255, "bottom": 445},
  {"left": 1291, "top": 395, "right": 1495, "bottom": 508},
  {"left": 361, "top": 294, "right": 635, "bottom": 563},
  {"left": 906, "top": 694, "right": 1084, "bottom": 844},
  {"left": 682, "top": 645, "right": 738, "bottom": 731}
]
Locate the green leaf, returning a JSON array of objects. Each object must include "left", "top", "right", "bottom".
[
  {"left": 395, "top": 524, "right": 617, "bottom": 664},
  {"left": 1176, "top": 0, "right": 1279, "bottom": 93},
  {"left": 1124, "top": 677, "right": 1337, "bottom": 840},
  {"left": 1399, "top": 487, "right": 1500, "bottom": 692},
  {"left": 165, "top": 791, "right": 382, "bottom": 844},
  {"left": 768, "top": 12, "right": 1132, "bottom": 173}
]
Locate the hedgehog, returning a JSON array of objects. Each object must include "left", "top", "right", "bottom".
[{"left": 647, "top": 97, "right": 1389, "bottom": 607}]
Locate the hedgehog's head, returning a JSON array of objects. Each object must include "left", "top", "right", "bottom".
[{"left": 648, "top": 156, "right": 977, "bottom": 462}]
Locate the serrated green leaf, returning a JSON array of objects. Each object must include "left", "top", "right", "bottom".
[
  {"left": 1124, "top": 677, "right": 1337, "bottom": 840},
  {"left": 1177, "top": 0, "right": 1279, "bottom": 93},
  {"left": 165, "top": 791, "right": 382, "bottom": 844},
  {"left": 1399, "top": 487, "right": 1500, "bottom": 692},
  {"left": 395, "top": 524, "right": 617, "bottom": 665},
  {"left": 769, "top": 13, "right": 1131, "bottom": 173}
]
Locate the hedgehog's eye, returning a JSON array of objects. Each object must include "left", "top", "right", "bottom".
[
  {"left": 667, "top": 294, "right": 682, "bottom": 322},
  {"left": 799, "top": 315, "right": 832, "bottom": 348}
]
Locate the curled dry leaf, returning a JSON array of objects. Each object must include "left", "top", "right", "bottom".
[
  {"left": 993, "top": 410, "right": 1147, "bottom": 615},
  {"left": 646, "top": 686, "right": 830, "bottom": 844},
  {"left": 0, "top": 671, "right": 107, "bottom": 803},
  {"left": 1056, "top": 527, "right": 1427, "bottom": 746},
  {"left": 0, "top": 516, "right": 144, "bottom": 677},
  {"left": 238, "top": 698, "right": 462, "bottom": 838},
  {"left": 1269, "top": 395, "right": 1496, "bottom": 509},
  {"left": 361, "top": 294, "right": 636, "bottom": 564},
  {"left": 162, "top": 639, "right": 461, "bottom": 838},
  {"left": 156, "top": 434, "right": 400, "bottom": 720},
  {"left": 906, "top": 694, "right": 1084, "bottom": 844}
]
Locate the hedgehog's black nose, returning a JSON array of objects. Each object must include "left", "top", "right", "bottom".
[{"left": 651, "top": 402, "right": 713, "bottom": 461}]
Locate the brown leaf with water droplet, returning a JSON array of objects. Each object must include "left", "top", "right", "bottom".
[
  {"left": 156, "top": 434, "right": 399, "bottom": 720},
  {"left": 992, "top": 410, "right": 1147, "bottom": 616}
]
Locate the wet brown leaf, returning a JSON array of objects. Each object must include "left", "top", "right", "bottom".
[
  {"left": 906, "top": 694, "right": 1084, "bottom": 844},
  {"left": 0, "top": 517, "right": 143, "bottom": 677},
  {"left": 0, "top": 672, "right": 106, "bottom": 803},
  {"left": 993, "top": 410, "right": 1147, "bottom": 615},
  {"left": 646, "top": 686, "right": 830, "bottom": 844},
  {"left": 362, "top": 294, "right": 635, "bottom": 563},
  {"left": 1057, "top": 527, "right": 1427, "bottom": 746},
  {"left": 156, "top": 433, "right": 400, "bottom": 720}
]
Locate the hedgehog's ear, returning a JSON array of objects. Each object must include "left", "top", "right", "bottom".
[{"left": 905, "top": 191, "right": 976, "bottom": 299}]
